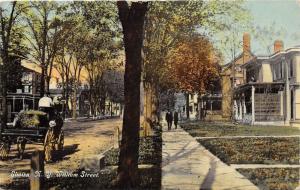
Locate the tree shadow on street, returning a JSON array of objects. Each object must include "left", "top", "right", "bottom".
[{"left": 55, "top": 144, "right": 79, "bottom": 161}]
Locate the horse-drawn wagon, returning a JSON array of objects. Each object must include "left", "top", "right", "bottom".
[{"left": 0, "top": 97, "right": 64, "bottom": 162}]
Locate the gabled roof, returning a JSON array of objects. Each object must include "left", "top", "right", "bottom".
[
  {"left": 223, "top": 51, "right": 255, "bottom": 67},
  {"left": 221, "top": 51, "right": 255, "bottom": 72},
  {"left": 269, "top": 47, "right": 300, "bottom": 60},
  {"left": 21, "top": 60, "right": 42, "bottom": 74},
  {"left": 241, "top": 56, "right": 267, "bottom": 69},
  {"left": 241, "top": 46, "right": 300, "bottom": 68}
]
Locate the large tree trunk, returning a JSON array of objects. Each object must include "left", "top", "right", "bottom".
[
  {"left": 0, "top": 2, "right": 17, "bottom": 127},
  {"left": 115, "top": 2, "right": 148, "bottom": 188},
  {"left": 143, "top": 82, "right": 159, "bottom": 136},
  {"left": 1, "top": 58, "right": 8, "bottom": 127},
  {"left": 40, "top": 12, "right": 48, "bottom": 98},
  {"left": 40, "top": 68, "right": 45, "bottom": 97},
  {"left": 45, "top": 76, "right": 50, "bottom": 95},
  {"left": 45, "top": 77, "right": 50, "bottom": 96},
  {"left": 72, "top": 87, "right": 77, "bottom": 119}
]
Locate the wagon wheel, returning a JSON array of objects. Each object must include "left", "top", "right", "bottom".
[
  {"left": 44, "top": 129, "right": 55, "bottom": 162},
  {"left": 55, "top": 131, "right": 64, "bottom": 151},
  {"left": 0, "top": 141, "right": 10, "bottom": 160}
]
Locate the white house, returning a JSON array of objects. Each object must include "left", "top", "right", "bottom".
[{"left": 234, "top": 41, "right": 300, "bottom": 127}]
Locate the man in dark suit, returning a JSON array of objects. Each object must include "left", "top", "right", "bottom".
[
  {"left": 165, "top": 111, "right": 170, "bottom": 130},
  {"left": 173, "top": 111, "right": 179, "bottom": 129},
  {"left": 165, "top": 111, "right": 173, "bottom": 130},
  {"left": 169, "top": 111, "right": 173, "bottom": 130}
]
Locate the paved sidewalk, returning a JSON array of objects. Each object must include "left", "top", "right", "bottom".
[{"left": 161, "top": 124, "right": 259, "bottom": 190}]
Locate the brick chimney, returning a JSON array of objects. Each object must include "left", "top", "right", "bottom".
[
  {"left": 274, "top": 40, "right": 284, "bottom": 53},
  {"left": 243, "top": 33, "right": 251, "bottom": 54}
]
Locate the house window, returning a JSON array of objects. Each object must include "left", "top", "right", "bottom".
[
  {"left": 24, "top": 86, "right": 29, "bottom": 93},
  {"left": 272, "top": 65, "right": 276, "bottom": 80},
  {"left": 280, "top": 61, "right": 283, "bottom": 79},
  {"left": 273, "top": 62, "right": 283, "bottom": 80}
]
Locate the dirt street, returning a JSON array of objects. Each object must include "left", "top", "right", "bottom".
[{"left": 0, "top": 118, "right": 122, "bottom": 185}]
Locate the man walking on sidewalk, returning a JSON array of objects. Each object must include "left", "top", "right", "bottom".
[
  {"left": 165, "top": 111, "right": 173, "bottom": 130},
  {"left": 173, "top": 110, "right": 179, "bottom": 129}
]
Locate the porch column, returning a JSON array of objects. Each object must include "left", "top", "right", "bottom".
[
  {"left": 234, "top": 100, "right": 238, "bottom": 120},
  {"left": 199, "top": 99, "right": 203, "bottom": 119},
  {"left": 283, "top": 57, "right": 291, "bottom": 125},
  {"left": 13, "top": 96, "right": 15, "bottom": 113},
  {"left": 284, "top": 65, "right": 291, "bottom": 124},
  {"left": 239, "top": 98, "right": 242, "bottom": 119},
  {"left": 251, "top": 85, "right": 255, "bottom": 125},
  {"left": 243, "top": 96, "right": 247, "bottom": 114},
  {"left": 22, "top": 96, "right": 25, "bottom": 111},
  {"left": 279, "top": 91, "right": 284, "bottom": 116}
]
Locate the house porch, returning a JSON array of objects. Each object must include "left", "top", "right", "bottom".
[{"left": 234, "top": 82, "right": 286, "bottom": 125}]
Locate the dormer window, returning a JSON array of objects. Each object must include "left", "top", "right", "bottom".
[{"left": 272, "top": 61, "right": 283, "bottom": 80}]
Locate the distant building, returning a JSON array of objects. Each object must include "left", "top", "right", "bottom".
[
  {"left": 174, "top": 92, "right": 222, "bottom": 121},
  {"left": 195, "top": 33, "right": 254, "bottom": 121},
  {"left": 220, "top": 33, "right": 255, "bottom": 120},
  {"left": 0, "top": 61, "right": 41, "bottom": 121},
  {"left": 174, "top": 93, "right": 198, "bottom": 120}
]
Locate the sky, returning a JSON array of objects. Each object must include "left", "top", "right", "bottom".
[{"left": 245, "top": 0, "right": 300, "bottom": 55}]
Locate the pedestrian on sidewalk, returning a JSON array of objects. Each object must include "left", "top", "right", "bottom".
[
  {"left": 173, "top": 110, "right": 178, "bottom": 129},
  {"left": 169, "top": 111, "right": 173, "bottom": 130},
  {"left": 165, "top": 110, "right": 173, "bottom": 130},
  {"left": 165, "top": 111, "right": 170, "bottom": 130}
]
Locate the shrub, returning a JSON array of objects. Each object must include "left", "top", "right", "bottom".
[{"left": 15, "top": 110, "right": 47, "bottom": 128}]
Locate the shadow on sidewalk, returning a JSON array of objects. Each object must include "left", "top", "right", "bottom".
[{"left": 200, "top": 159, "right": 216, "bottom": 190}]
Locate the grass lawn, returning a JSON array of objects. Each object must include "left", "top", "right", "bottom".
[
  {"left": 104, "top": 135, "right": 162, "bottom": 166},
  {"left": 181, "top": 121, "right": 300, "bottom": 137},
  {"left": 198, "top": 137, "right": 299, "bottom": 164},
  {"left": 182, "top": 121, "right": 300, "bottom": 190},
  {"left": 238, "top": 168, "right": 299, "bottom": 190}
]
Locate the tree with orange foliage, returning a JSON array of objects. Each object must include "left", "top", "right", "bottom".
[{"left": 167, "top": 35, "right": 220, "bottom": 118}]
